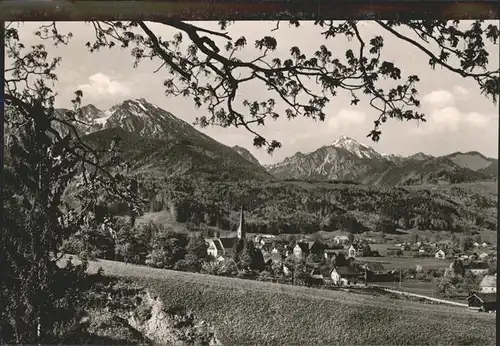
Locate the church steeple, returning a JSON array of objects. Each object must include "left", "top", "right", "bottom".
[{"left": 237, "top": 206, "right": 245, "bottom": 239}]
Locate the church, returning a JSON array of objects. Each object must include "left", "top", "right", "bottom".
[{"left": 205, "top": 206, "right": 246, "bottom": 260}]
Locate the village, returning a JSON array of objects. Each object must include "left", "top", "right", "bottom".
[{"left": 204, "top": 208, "right": 497, "bottom": 313}]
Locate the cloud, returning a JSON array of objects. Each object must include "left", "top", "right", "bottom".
[
  {"left": 463, "top": 112, "right": 494, "bottom": 128},
  {"left": 77, "top": 73, "right": 130, "bottom": 98},
  {"left": 431, "top": 107, "right": 461, "bottom": 132},
  {"left": 422, "top": 90, "right": 455, "bottom": 108},
  {"left": 410, "top": 107, "right": 493, "bottom": 135},
  {"left": 327, "top": 109, "right": 366, "bottom": 131},
  {"left": 453, "top": 86, "right": 470, "bottom": 96}
]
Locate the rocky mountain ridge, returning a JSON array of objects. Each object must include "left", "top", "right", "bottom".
[{"left": 265, "top": 136, "right": 497, "bottom": 186}]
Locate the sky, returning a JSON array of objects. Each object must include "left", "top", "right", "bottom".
[{"left": 9, "top": 21, "right": 499, "bottom": 165}]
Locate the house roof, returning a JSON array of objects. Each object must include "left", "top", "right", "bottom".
[
  {"left": 467, "top": 261, "right": 490, "bottom": 270},
  {"left": 468, "top": 292, "right": 496, "bottom": 303},
  {"left": 480, "top": 275, "right": 496, "bottom": 288},
  {"left": 304, "top": 241, "right": 318, "bottom": 250},
  {"left": 333, "top": 266, "right": 359, "bottom": 277},
  {"left": 335, "top": 235, "right": 350, "bottom": 240}
]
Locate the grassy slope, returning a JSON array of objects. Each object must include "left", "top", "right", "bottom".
[{"left": 69, "top": 258, "right": 496, "bottom": 346}]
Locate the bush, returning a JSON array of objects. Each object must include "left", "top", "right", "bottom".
[{"left": 201, "top": 260, "right": 238, "bottom": 277}]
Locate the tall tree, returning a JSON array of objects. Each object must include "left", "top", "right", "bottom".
[{"left": 2, "top": 23, "right": 143, "bottom": 343}]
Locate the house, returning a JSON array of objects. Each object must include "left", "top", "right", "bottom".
[
  {"left": 467, "top": 292, "right": 496, "bottom": 312},
  {"left": 473, "top": 242, "right": 480, "bottom": 247},
  {"left": 310, "top": 267, "right": 325, "bottom": 285},
  {"left": 437, "top": 240, "right": 450, "bottom": 248},
  {"left": 324, "top": 249, "right": 339, "bottom": 260},
  {"left": 334, "top": 235, "right": 350, "bottom": 245},
  {"left": 293, "top": 242, "right": 310, "bottom": 260},
  {"left": 254, "top": 234, "right": 275, "bottom": 246},
  {"left": 271, "top": 247, "right": 280, "bottom": 255},
  {"left": 479, "top": 274, "right": 496, "bottom": 293},
  {"left": 205, "top": 238, "right": 225, "bottom": 258},
  {"left": 330, "top": 266, "right": 362, "bottom": 286},
  {"left": 293, "top": 240, "right": 323, "bottom": 260},
  {"left": 481, "top": 242, "right": 488, "bottom": 247},
  {"left": 479, "top": 252, "right": 489, "bottom": 260},
  {"left": 347, "top": 244, "right": 362, "bottom": 258},
  {"left": 465, "top": 261, "right": 490, "bottom": 276},
  {"left": 435, "top": 249, "right": 446, "bottom": 260}
]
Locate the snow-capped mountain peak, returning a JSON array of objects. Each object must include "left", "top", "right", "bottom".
[
  {"left": 331, "top": 136, "right": 380, "bottom": 159},
  {"left": 54, "top": 98, "right": 200, "bottom": 141}
]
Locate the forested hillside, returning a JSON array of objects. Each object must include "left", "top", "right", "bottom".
[{"left": 135, "top": 177, "right": 497, "bottom": 236}]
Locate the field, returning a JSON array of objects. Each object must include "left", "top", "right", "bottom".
[
  {"left": 359, "top": 255, "right": 452, "bottom": 270},
  {"left": 60, "top": 257, "right": 496, "bottom": 346}
]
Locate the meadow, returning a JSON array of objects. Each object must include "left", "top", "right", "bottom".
[
  {"left": 359, "top": 255, "right": 453, "bottom": 270},
  {"left": 62, "top": 257, "right": 496, "bottom": 346}
]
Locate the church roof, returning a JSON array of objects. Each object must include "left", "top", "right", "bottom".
[{"left": 220, "top": 237, "right": 239, "bottom": 249}]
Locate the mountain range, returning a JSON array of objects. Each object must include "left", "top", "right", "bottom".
[
  {"left": 50, "top": 98, "right": 496, "bottom": 187},
  {"left": 265, "top": 136, "right": 497, "bottom": 186}
]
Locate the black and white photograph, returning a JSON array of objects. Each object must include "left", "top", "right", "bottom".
[{"left": 1, "top": 12, "right": 498, "bottom": 346}]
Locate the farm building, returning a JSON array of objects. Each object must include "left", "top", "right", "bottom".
[
  {"left": 434, "top": 249, "right": 446, "bottom": 260},
  {"left": 467, "top": 293, "right": 496, "bottom": 312},
  {"left": 466, "top": 261, "right": 490, "bottom": 276},
  {"left": 357, "top": 262, "right": 388, "bottom": 282},
  {"left": 479, "top": 275, "right": 497, "bottom": 293},
  {"left": 330, "top": 266, "right": 362, "bottom": 286}
]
